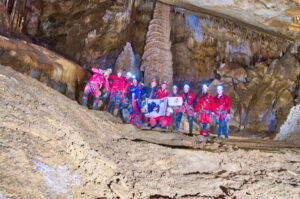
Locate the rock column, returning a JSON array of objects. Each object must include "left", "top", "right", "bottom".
[{"left": 141, "top": 1, "right": 173, "bottom": 85}]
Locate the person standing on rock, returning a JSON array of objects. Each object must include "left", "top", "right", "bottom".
[
  {"left": 169, "top": 84, "right": 183, "bottom": 132},
  {"left": 214, "top": 85, "right": 230, "bottom": 139},
  {"left": 122, "top": 75, "right": 144, "bottom": 128},
  {"left": 194, "top": 84, "right": 216, "bottom": 142},
  {"left": 149, "top": 81, "right": 169, "bottom": 129},
  {"left": 107, "top": 68, "right": 126, "bottom": 116},
  {"left": 82, "top": 67, "right": 111, "bottom": 110},
  {"left": 177, "top": 83, "right": 196, "bottom": 136}
]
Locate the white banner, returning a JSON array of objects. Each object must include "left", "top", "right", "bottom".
[
  {"left": 167, "top": 97, "right": 183, "bottom": 107},
  {"left": 145, "top": 98, "right": 167, "bottom": 118}
]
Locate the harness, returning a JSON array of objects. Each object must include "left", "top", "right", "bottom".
[
  {"left": 215, "top": 95, "right": 228, "bottom": 119},
  {"left": 196, "top": 93, "right": 212, "bottom": 118},
  {"left": 149, "top": 87, "right": 156, "bottom": 98},
  {"left": 85, "top": 82, "right": 99, "bottom": 95},
  {"left": 170, "top": 93, "right": 181, "bottom": 112}
]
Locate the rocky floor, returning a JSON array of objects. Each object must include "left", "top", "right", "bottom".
[{"left": 0, "top": 65, "right": 299, "bottom": 198}]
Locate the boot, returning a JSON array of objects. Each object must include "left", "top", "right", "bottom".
[
  {"left": 113, "top": 108, "right": 118, "bottom": 116},
  {"left": 92, "top": 102, "right": 98, "bottom": 110},
  {"left": 97, "top": 100, "right": 103, "bottom": 109},
  {"left": 82, "top": 98, "right": 88, "bottom": 107},
  {"left": 199, "top": 136, "right": 204, "bottom": 143}
]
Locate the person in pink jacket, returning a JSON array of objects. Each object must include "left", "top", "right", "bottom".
[
  {"left": 82, "top": 67, "right": 112, "bottom": 110},
  {"left": 107, "top": 68, "right": 126, "bottom": 115}
]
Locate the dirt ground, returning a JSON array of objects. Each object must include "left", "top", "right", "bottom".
[{"left": 0, "top": 65, "right": 299, "bottom": 198}]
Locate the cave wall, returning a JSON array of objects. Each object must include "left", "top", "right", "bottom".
[
  {"left": 36, "top": 0, "right": 155, "bottom": 70},
  {"left": 169, "top": 9, "right": 300, "bottom": 133},
  {"left": 170, "top": 9, "right": 294, "bottom": 85}
]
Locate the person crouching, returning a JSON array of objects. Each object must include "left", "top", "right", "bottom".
[
  {"left": 122, "top": 76, "right": 144, "bottom": 128},
  {"left": 149, "top": 81, "right": 169, "bottom": 129},
  {"left": 82, "top": 67, "right": 112, "bottom": 110},
  {"left": 149, "top": 107, "right": 173, "bottom": 130}
]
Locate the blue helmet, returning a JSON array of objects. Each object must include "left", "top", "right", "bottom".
[
  {"left": 126, "top": 72, "right": 132, "bottom": 77},
  {"left": 172, "top": 84, "right": 178, "bottom": 88},
  {"left": 183, "top": 83, "right": 190, "bottom": 89},
  {"left": 202, "top": 84, "right": 208, "bottom": 89},
  {"left": 217, "top": 85, "right": 224, "bottom": 91},
  {"left": 106, "top": 68, "right": 112, "bottom": 74},
  {"left": 132, "top": 75, "right": 138, "bottom": 82}
]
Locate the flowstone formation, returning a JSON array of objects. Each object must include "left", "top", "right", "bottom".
[
  {"left": 115, "top": 42, "right": 141, "bottom": 78},
  {"left": 275, "top": 104, "right": 300, "bottom": 145},
  {"left": 141, "top": 1, "right": 173, "bottom": 85},
  {"left": 0, "top": 35, "right": 85, "bottom": 99},
  {"left": 0, "top": 0, "right": 41, "bottom": 36}
]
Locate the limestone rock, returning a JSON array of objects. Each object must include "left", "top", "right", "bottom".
[
  {"left": 0, "top": 35, "right": 85, "bottom": 99},
  {"left": 115, "top": 42, "right": 141, "bottom": 78},
  {"left": 275, "top": 104, "right": 300, "bottom": 145},
  {"left": 141, "top": 1, "right": 173, "bottom": 85}
]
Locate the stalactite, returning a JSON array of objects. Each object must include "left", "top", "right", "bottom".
[
  {"left": 3, "top": 0, "right": 28, "bottom": 34},
  {"left": 141, "top": 1, "right": 173, "bottom": 85}
]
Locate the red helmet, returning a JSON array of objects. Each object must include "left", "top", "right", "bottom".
[
  {"left": 116, "top": 68, "right": 123, "bottom": 73},
  {"left": 161, "top": 81, "right": 167, "bottom": 86},
  {"left": 151, "top": 78, "right": 157, "bottom": 84}
]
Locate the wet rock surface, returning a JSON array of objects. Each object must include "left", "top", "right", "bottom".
[
  {"left": 1, "top": 65, "right": 300, "bottom": 198},
  {"left": 0, "top": 35, "right": 85, "bottom": 99},
  {"left": 115, "top": 42, "right": 141, "bottom": 78}
]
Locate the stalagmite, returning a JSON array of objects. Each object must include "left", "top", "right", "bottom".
[
  {"left": 141, "top": 1, "right": 173, "bottom": 85},
  {"left": 274, "top": 104, "right": 300, "bottom": 144}
]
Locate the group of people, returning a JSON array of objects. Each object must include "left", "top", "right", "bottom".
[{"left": 82, "top": 67, "right": 230, "bottom": 141}]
